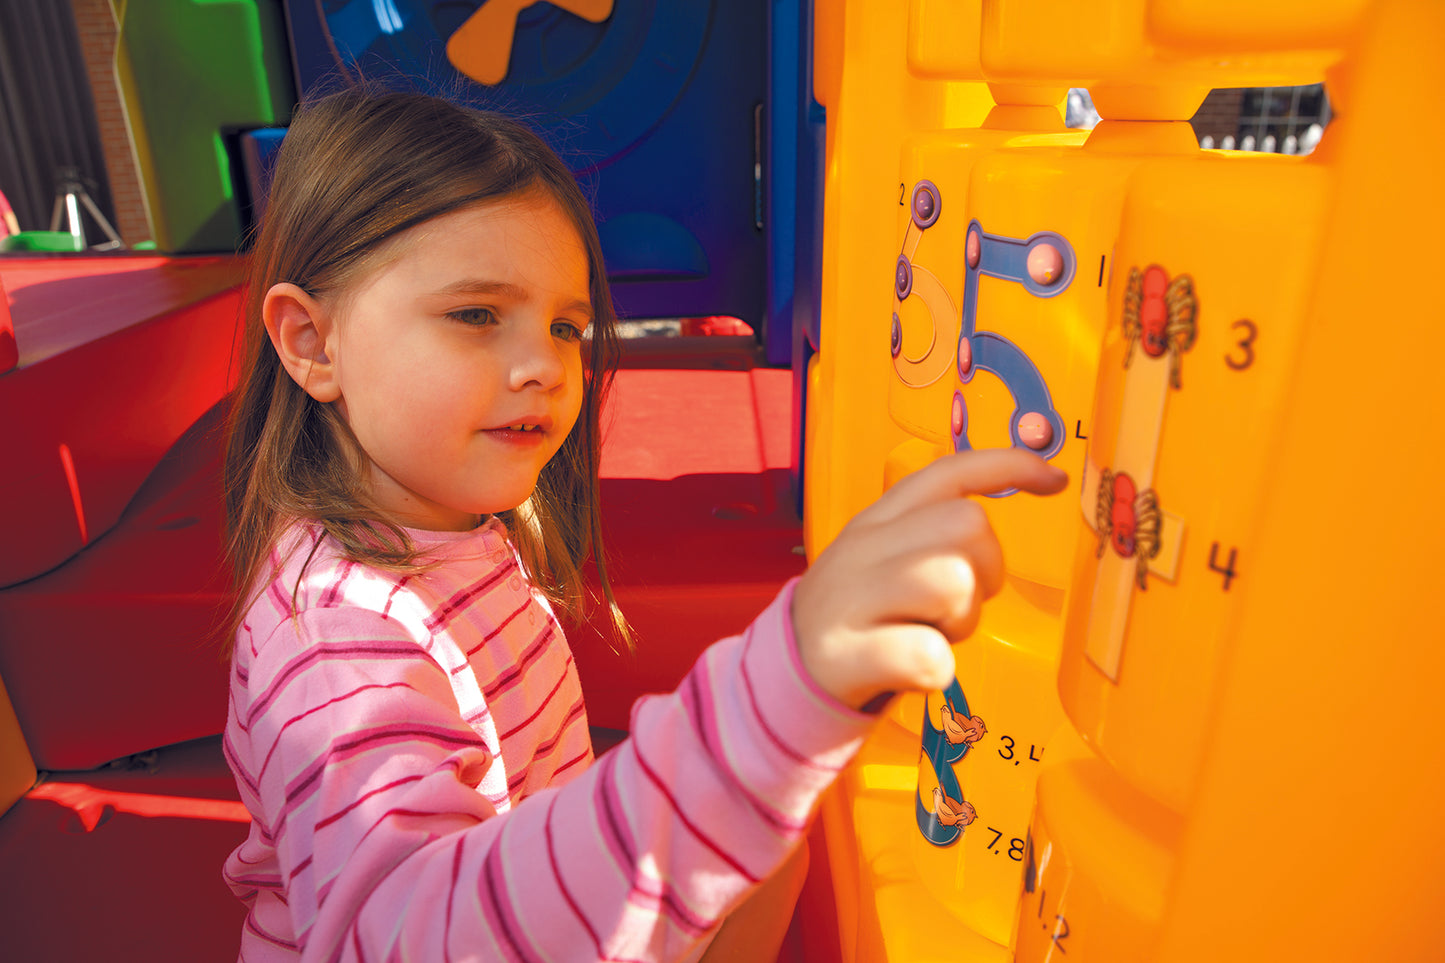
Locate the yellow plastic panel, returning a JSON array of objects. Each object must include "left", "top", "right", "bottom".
[
  {"left": 814, "top": 0, "right": 845, "bottom": 109},
  {"left": 811, "top": 0, "right": 1444, "bottom": 959},
  {"left": 983, "top": 0, "right": 1152, "bottom": 77},
  {"left": 1152, "top": 2, "right": 1445, "bottom": 959},
  {"left": 1147, "top": 0, "right": 1369, "bottom": 52},
  {"left": 0, "top": 673, "right": 36, "bottom": 818},
  {"left": 1015, "top": 753, "right": 1180, "bottom": 962},
  {"left": 1059, "top": 154, "right": 1331, "bottom": 813},
  {"left": 805, "top": 0, "right": 977, "bottom": 558},
  {"left": 907, "top": 0, "right": 985, "bottom": 80},
  {"left": 977, "top": 0, "right": 1333, "bottom": 118},
  {"left": 802, "top": 353, "right": 830, "bottom": 557}
]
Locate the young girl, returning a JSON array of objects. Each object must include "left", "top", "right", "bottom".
[{"left": 221, "top": 87, "right": 1066, "bottom": 962}]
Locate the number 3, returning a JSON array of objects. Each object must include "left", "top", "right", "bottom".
[{"left": 1226, "top": 319, "right": 1257, "bottom": 370}]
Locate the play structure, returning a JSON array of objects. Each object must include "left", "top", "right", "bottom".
[{"left": 1, "top": 1, "right": 1441, "bottom": 960}]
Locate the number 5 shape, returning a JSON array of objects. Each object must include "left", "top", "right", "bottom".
[{"left": 953, "top": 221, "right": 1073, "bottom": 489}]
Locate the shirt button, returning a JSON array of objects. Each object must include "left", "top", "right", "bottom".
[
  {"left": 509, "top": 576, "right": 521, "bottom": 591},
  {"left": 528, "top": 610, "right": 537, "bottom": 626}
]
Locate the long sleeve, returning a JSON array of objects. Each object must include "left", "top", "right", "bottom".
[{"left": 226, "top": 575, "right": 874, "bottom": 962}]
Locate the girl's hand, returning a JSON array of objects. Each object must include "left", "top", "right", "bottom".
[{"left": 791, "top": 449, "right": 1069, "bottom": 711}]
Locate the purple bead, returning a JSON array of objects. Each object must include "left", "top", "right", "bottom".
[{"left": 911, "top": 180, "right": 941, "bottom": 229}]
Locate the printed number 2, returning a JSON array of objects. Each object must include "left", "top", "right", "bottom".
[
  {"left": 1052, "top": 916, "right": 1071, "bottom": 954},
  {"left": 1035, "top": 888, "right": 1071, "bottom": 954},
  {"left": 1226, "top": 319, "right": 1258, "bottom": 370},
  {"left": 899, "top": 182, "right": 907, "bottom": 205}
]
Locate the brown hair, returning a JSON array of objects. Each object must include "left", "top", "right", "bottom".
[{"left": 222, "top": 87, "right": 627, "bottom": 653}]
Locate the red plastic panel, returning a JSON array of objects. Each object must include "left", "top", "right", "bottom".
[
  {"left": 2, "top": 254, "right": 243, "bottom": 370},
  {"left": 0, "top": 404, "right": 232, "bottom": 770},
  {"left": 0, "top": 254, "right": 243, "bottom": 587},
  {"left": 0, "top": 272, "right": 15, "bottom": 374},
  {"left": 0, "top": 737, "right": 248, "bottom": 962},
  {"left": 565, "top": 341, "right": 806, "bottom": 731}
]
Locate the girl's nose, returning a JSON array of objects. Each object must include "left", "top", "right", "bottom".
[{"left": 510, "top": 325, "right": 568, "bottom": 391}]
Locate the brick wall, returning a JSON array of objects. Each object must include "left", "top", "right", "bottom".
[
  {"left": 1190, "top": 88, "right": 1246, "bottom": 143},
  {"left": 67, "top": 0, "right": 151, "bottom": 245}
]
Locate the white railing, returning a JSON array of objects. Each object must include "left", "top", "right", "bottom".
[{"left": 1200, "top": 123, "right": 1324, "bottom": 154}]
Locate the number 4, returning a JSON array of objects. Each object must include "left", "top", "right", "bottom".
[{"left": 1208, "top": 542, "right": 1239, "bottom": 591}]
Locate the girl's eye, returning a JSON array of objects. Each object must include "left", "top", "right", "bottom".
[
  {"left": 448, "top": 307, "right": 496, "bottom": 326},
  {"left": 552, "top": 321, "right": 586, "bottom": 343}
]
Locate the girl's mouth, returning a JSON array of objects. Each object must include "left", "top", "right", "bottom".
[{"left": 484, "top": 423, "right": 549, "bottom": 446}]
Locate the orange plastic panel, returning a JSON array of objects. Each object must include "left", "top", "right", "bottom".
[{"left": 807, "top": 0, "right": 1443, "bottom": 960}]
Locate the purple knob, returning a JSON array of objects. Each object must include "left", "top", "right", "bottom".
[
  {"left": 895, "top": 255, "right": 913, "bottom": 299},
  {"left": 910, "top": 180, "right": 941, "bottom": 229}
]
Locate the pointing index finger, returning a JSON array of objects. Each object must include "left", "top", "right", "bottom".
[{"left": 870, "top": 448, "right": 1069, "bottom": 523}]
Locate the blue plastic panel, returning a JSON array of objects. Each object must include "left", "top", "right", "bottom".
[{"left": 281, "top": 0, "right": 769, "bottom": 328}]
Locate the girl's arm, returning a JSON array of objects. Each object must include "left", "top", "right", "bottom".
[
  {"left": 234, "top": 448, "right": 1065, "bottom": 961},
  {"left": 235, "top": 583, "right": 868, "bottom": 962}
]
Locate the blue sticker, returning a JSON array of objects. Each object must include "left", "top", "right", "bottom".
[{"left": 915, "top": 677, "right": 981, "bottom": 847}]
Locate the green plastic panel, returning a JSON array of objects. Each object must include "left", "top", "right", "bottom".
[{"left": 114, "top": 0, "right": 295, "bottom": 252}]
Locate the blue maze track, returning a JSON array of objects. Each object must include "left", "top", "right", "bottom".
[{"left": 953, "top": 223, "right": 1072, "bottom": 472}]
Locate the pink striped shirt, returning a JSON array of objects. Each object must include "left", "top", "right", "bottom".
[{"left": 223, "top": 519, "right": 872, "bottom": 961}]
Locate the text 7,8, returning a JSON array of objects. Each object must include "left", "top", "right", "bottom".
[{"left": 984, "top": 826, "right": 1027, "bottom": 860}]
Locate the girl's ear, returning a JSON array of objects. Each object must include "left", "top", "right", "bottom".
[{"left": 262, "top": 282, "right": 341, "bottom": 403}]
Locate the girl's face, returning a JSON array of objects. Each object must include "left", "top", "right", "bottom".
[{"left": 324, "top": 191, "right": 591, "bottom": 531}]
